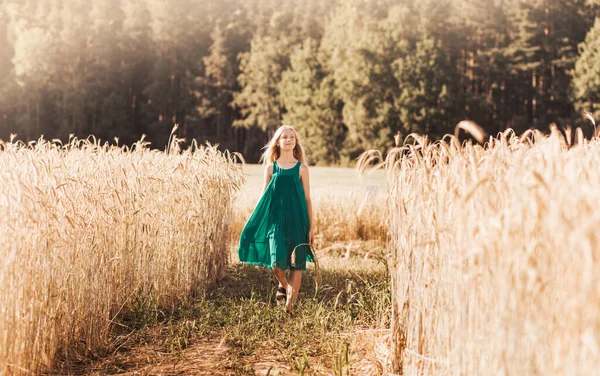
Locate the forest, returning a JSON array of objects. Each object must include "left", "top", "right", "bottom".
[{"left": 1, "top": 0, "right": 600, "bottom": 164}]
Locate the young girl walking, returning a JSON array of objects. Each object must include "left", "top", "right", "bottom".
[{"left": 238, "top": 125, "right": 315, "bottom": 315}]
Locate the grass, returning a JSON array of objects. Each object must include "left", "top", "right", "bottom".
[
  {"left": 76, "top": 255, "right": 391, "bottom": 375},
  {"left": 197, "top": 260, "right": 390, "bottom": 372}
]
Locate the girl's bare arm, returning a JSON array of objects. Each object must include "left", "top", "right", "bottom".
[
  {"left": 263, "top": 163, "right": 273, "bottom": 192},
  {"left": 300, "top": 164, "right": 315, "bottom": 243}
]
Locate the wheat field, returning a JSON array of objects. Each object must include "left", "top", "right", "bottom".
[
  {"left": 0, "top": 136, "right": 243, "bottom": 374},
  {"left": 384, "top": 130, "right": 600, "bottom": 375},
  {"left": 10, "top": 125, "right": 600, "bottom": 375}
]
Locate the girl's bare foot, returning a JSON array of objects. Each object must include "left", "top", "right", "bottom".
[
  {"left": 285, "top": 285, "right": 295, "bottom": 316},
  {"left": 275, "top": 284, "right": 286, "bottom": 305}
]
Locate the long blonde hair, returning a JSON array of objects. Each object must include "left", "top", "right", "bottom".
[{"left": 260, "top": 125, "right": 307, "bottom": 165}]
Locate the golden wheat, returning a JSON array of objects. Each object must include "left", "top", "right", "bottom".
[
  {"left": 0, "top": 137, "right": 243, "bottom": 375},
  {"left": 381, "top": 131, "right": 600, "bottom": 374}
]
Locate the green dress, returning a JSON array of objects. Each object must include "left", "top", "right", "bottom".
[{"left": 238, "top": 161, "right": 313, "bottom": 270}]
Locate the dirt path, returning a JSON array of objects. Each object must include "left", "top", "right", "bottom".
[
  {"left": 84, "top": 335, "right": 292, "bottom": 375},
  {"left": 66, "top": 261, "right": 390, "bottom": 375},
  {"left": 92, "top": 338, "right": 229, "bottom": 375}
]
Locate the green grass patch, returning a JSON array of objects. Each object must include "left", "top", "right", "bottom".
[{"left": 189, "top": 260, "right": 391, "bottom": 373}]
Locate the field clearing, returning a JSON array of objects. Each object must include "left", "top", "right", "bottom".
[
  {"left": 237, "top": 163, "right": 387, "bottom": 195},
  {"left": 232, "top": 164, "right": 388, "bottom": 257}
]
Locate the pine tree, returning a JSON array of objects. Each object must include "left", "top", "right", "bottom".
[
  {"left": 122, "top": 0, "right": 154, "bottom": 138},
  {"left": 145, "top": 0, "right": 209, "bottom": 147},
  {"left": 393, "top": 35, "right": 456, "bottom": 139},
  {"left": 0, "top": 5, "right": 16, "bottom": 138},
  {"left": 447, "top": 0, "right": 511, "bottom": 134},
  {"left": 86, "top": 0, "right": 130, "bottom": 140},
  {"left": 52, "top": 0, "right": 93, "bottom": 137},
  {"left": 195, "top": 23, "right": 238, "bottom": 146},
  {"left": 321, "top": 1, "right": 442, "bottom": 154},
  {"left": 498, "top": 0, "right": 591, "bottom": 131},
  {"left": 542, "top": 0, "right": 592, "bottom": 125},
  {"left": 279, "top": 39, "right": 346, "bottom": 164},
  {"left": 320, "top": 2, "right": 400, "bottom": 155},
  {"left": 232, "top": 31, "right": 293, "bottom": 132},
  {"left": 572, "top": 17, "right": 600, "bottom": 125},
  {"left": 10, "top": 0, "right": 63, "bottom": 139}
]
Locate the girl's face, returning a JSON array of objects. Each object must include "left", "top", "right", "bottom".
[{"left": 278, "top": 129, "right": 296, "bottom": 151}]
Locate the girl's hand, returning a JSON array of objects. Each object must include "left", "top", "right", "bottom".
[{"left": 308, "top": 230, "right": 315, "bottom": 245}]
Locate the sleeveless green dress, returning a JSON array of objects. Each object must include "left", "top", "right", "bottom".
[{"left": 238, "top": 161, "right": 314, "bottom": 270}]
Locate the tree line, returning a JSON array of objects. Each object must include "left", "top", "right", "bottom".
[{"left": 1, "top": 0, "right": 599, "bottom": 164}]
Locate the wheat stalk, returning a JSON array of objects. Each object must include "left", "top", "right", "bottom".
[{"left": 0, "top": 136, "right": 243, "bottom": 374}]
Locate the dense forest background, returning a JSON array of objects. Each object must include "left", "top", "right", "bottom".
[{"left": 1, "top": 0, "right": 600, "bottom": 164}]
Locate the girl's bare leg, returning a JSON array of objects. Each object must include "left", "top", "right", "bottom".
[
  {"left": 286, "top": 270, "right": 303, "bottom": 312},
  {"left": 273, "top": 267, "right": 288, "bottom": 289}
]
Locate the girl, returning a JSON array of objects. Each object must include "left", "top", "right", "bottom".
[{"left": 238, "top": 125, "right": 315, "bottom": 315}]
